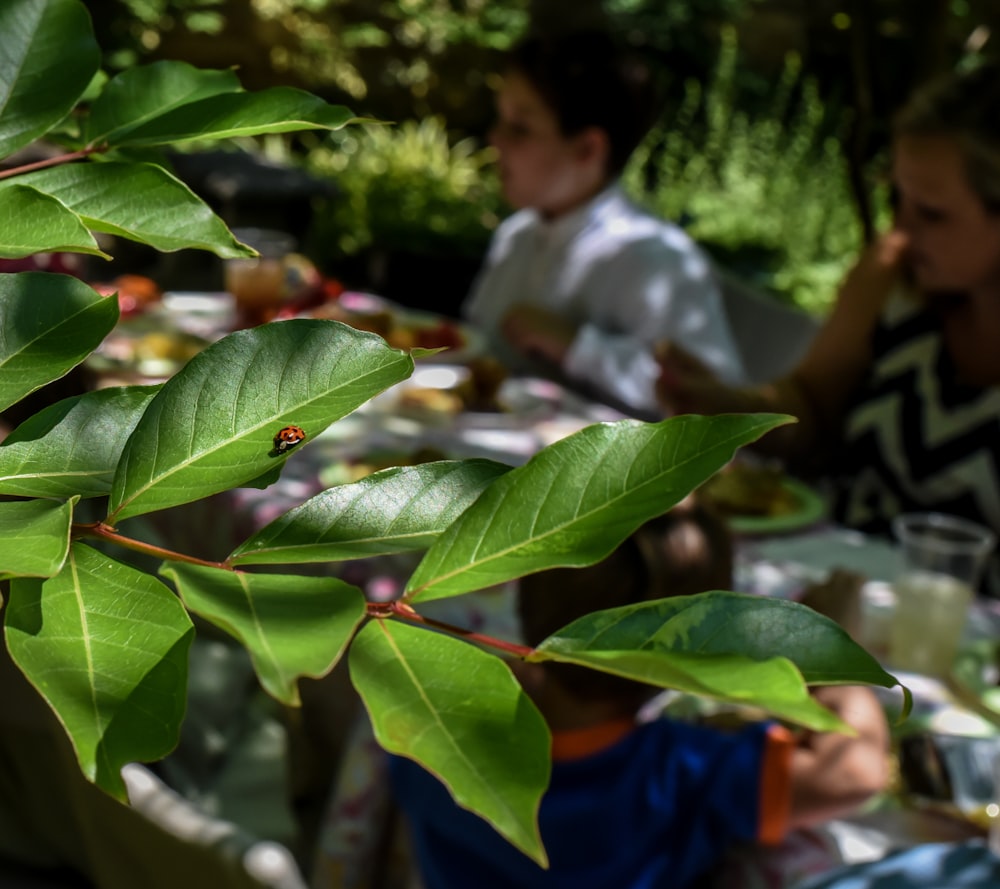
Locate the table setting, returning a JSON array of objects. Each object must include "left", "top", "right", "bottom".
[{"left": 76, "top": 259, "right": 1000, "bottom": 889}]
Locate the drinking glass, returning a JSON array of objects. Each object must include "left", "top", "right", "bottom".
[
  {"left": 224, "top": 228, "right": 296, "bottom": 327},
  {"left": 888, "top": 512, "right": 996, "bottom": 676}
]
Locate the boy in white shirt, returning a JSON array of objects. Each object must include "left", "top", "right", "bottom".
[{"left": 463, "top": 30, "right": 744, "bottom": 415}]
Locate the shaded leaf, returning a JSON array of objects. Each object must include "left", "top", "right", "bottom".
[
  {"left": 0, "top": 386, "right": 159, "bottom": 499},
  {"left": 19, "top": 163, "right": 252, "bottom": 257},
  {"left": 407, "top": 413, "right": 791, "bottom": 603},
  {"left": 0, "top": 497, "right": 75, "bottom": 580},
  {"left": 557, "top": 591, "right": 900, "bottom": 687},
  {"left": 0, "top": 272, "right": 119, "bottom": 413},
  {"left": 85, "top": 61, "right": 242, "bottom": 146},
  {"left": 108, "top": 320, "right": 413, "bottom": 522},
  {"left": 5, "top": 543, "right": 193, "bottom": 798},
  {"left": 102, "top": 87, "right": 357, "bottom": 148},
  {"left": 161, "top": 562, "right": 366, "bottom": 705},
  {"left": 230, "top": 459, "right": 511, "bottom": 566},
  {"left": 350, "top": 619, "right": 550, "bottom": 866},
  {"left": 0, "top": 0, "right": 100, "bottom": 158},
  {"left": 0, "top": 184, "right": 105, "bottom": 259}
]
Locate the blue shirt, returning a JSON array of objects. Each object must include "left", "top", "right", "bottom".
[{"left": 389, "top": 717, "right": 791, "bottom": 889}]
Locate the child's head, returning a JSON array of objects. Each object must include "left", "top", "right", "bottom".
[
  {"left": 489, "top": 30, "right": 657, "bottom": 217},
  {"left": 517, "top": 496, "right": 733, "bottom": 708}
]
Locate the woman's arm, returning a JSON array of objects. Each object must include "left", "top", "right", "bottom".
[{"left": 657, "top": 232, "right": 909, "bottom": 461}]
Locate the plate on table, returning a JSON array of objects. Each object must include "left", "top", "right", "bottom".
[
  {"left": 363, "top": 361, "right": 555, "bottom": 429},
  {"left": 701, "top": 462, "right": 827, "bottom": 534},
  {"left": 304, "top": 292, "right": 484, "bottom": 364}
]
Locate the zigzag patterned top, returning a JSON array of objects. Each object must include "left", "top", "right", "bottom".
[{"left": 831, "top": 290, "right": 1000, "bottom": 596}]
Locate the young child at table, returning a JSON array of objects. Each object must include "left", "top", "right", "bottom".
[
  {"left": 388, "top": 498, "right": 890, "bottom": 889},
  {"left": 462, "top": 30, "right": 745, "bottom": 417}
]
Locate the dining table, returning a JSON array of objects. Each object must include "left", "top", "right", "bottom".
[{"left": 81, "top": 284, "right": 1000, "bottom": 889}]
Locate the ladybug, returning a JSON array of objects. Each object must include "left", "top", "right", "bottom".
[{"left": 272, "top": 425, "right": 306, "bottom": 455}]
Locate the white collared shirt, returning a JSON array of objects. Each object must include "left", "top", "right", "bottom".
[{"left": 463, "top": 183, "right": 745, "bottom": 414}]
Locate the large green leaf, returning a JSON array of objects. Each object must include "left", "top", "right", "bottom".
[
  {"left": 5, "top": 543, "right": 194, "bottom": 798},
  {"left": 161, "top": 563, "right": 366, "bottom": 706},
  {"left": 0, "top": 386, "right": 159, "bottom": 499},
  {"left": 406, "top": 413, "right": 791, "bottom": 603},
  {"left": 100, "top": 86, "right": 357, "bottom": 149},
  {"left": 350, "top": 619, "right": 550, "bottom": 866},
  {"left": 0, "top": 0, "right": 100, "bottom": 158},
  {"left": 0, "top": 497, "right": 74, "bottom": 580},
  {"left": 84, "top": 60, "right": 243, "bottom": 147},
  {"left": 230, "top": 459, "right": 511, "bottom": 566},
  {"left": 538, "top": 591, "right": 900, "bottom": 688},
  {"left": 0, "top": 184, "right": 105, "bottom": 259},
  {"left": 539, "top": 645, "right": 848, "bottom": 731},
  {"left": 0, "top": 272, "right": 119, "bottom": 413},
  {"left": 107, "top": 320, "right": 413, "bottom": 523},
  {"left": 19, "top": 163, "right": 252, "bottom": 257}
]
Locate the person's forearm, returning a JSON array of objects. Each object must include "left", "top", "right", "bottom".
[{"left": 725, "top": 375, "right": 824, "bottom": 462}]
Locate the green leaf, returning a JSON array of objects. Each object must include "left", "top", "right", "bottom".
[
  {"left": 107, "top": 320, "right": 413, "bottom": 523},
  {"left": 0, "top": 185, "right": 106, "bottom": 259},
  {"left": 538, "top": 646, "right": 848, "bottom": 732},
  {"left": 350, "top": 620, "right": 550, "bottom": 866},
  {"left": 0, "top": 497, "right": 75, "bottom": 580},
  {"left": 161, "top": 563, "right": 366, "bottom": 706},
  {"left": 0, "top": 272, "right": 119, "bottom": 413},
  {"left": 406, "top": 413, "right": 791, "bottom": 603},
  {"left": 84, "top": 60, "right": 243, "bottom": 146},
  {"left": 101, "top": 86, "right": 357, "bottom": 149},
  {"left": 230, "top": 459, "right": 511, "bottom": 566},
  {"left": 540, "top": 591, "right": 899, "bottom": 687},
  {"left": 0, "top": 0, "right": 101, "bottom": 158},
  {"left": 19, "top": 163, "right": 253, "bottom": 258},
  {"left": 0, "top": 386, "right": 159, "bottom": 499},
  {"left": 5, "top": 543, "right": 194, "bottom": 798}
]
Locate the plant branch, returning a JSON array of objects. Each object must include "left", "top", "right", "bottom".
[
  {"left": 0, "top": 148, "right": 98, "bottom": 181},
  {"left": 73, "top": 522, "right": 229, "bottom": 570},
  {"left": 375, "top": 600, "right": 534, "bottom": 658}
]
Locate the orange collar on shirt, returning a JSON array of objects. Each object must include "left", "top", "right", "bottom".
[{"left": 550, "top": 717, "right": 637, "bottom": 762}]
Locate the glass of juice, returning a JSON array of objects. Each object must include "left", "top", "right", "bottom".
[{"left": 888, "top": 512, "right": 995, "bottom": 676}]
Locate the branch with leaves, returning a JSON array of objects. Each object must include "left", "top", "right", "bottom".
[{"left": 0, "top": 0, "right": 907, "bottom": 867}]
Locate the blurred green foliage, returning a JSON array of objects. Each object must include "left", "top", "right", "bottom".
[
  {"left": 303, "top": 116, "right": 502, "bottom": 268},
  {"left": 624, "top": 27, "right": 889, "bottom": 315}
]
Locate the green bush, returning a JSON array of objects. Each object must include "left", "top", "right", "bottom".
[
  {"left": 304, "top": 116, "right": 502, "bottom": 268},
  {"left": 624, "top": 26, "right": 883, "bottom": 316}
]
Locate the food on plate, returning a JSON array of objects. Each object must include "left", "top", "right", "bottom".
[
  {"left": 308, "top": 302, "right": 468, "bottom": 354},
  {"left": 700, "top": 462, "right": 800, "bottom": 518},
  {"left": 398, "top": 358, "right": 511, "bottom": 419},
  {"left": 91, "top": 274, "right": 162, "bottom": 316},
  {"left": 333, "top": 447, "right": 450, "bottom": 484}
]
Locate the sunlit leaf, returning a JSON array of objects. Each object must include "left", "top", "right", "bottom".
[
  {"left": 536, "top": 645, "right": 848, "bottom": 731},
  {"left": 19, "top": 163, "right": 252, "bottom": 257},
  {"left": 108, "top": 320, "right": 413, "bottom": 522},
  {"left": 5, "top": 543, "right": 193, "bottom": 798},
  {"left": 0, "top": 386, "right": 159, "bottom": 499},
  {"left": 0, "top": 185, "right": 105, "bottom": 259},
  {"left": 161, "top": 562, "right": 366, "bottom": 705},
  {"left": 350, "top": 619, "right": 550, "bottom": 866},
  {"left": 0, "top": 0, "right": 100, "bottom": 158},
  {"left": 406, "top": 413, "right": 791, "bottom": 603},
  {"left": 101, "top": 86, "right": 358, "bottom": 148},
  {"left": 0, "top": 272, "right": 119, "bottom": 413},
  {"left": 230, "top": 459, "right": 511, "bottom": 566},
  {"left": 85, "top": 60, "right": 242, "bottom": 146},
  {"left": 0, "top": 497, "right": 74, "bottom": 580}
]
